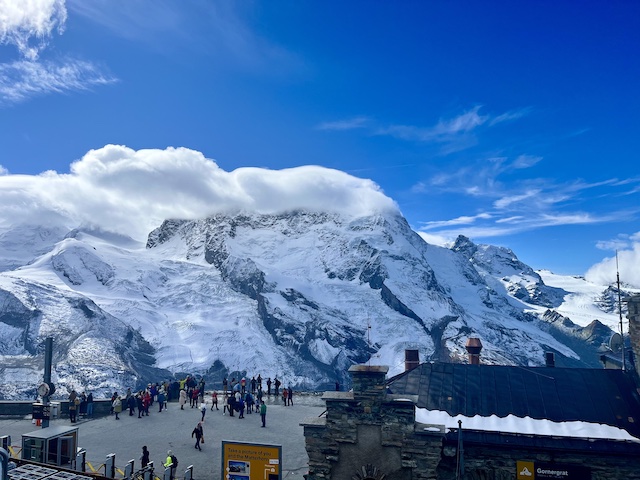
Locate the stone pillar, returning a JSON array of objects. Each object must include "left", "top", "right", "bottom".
[
  {"left": 626, "top": 294, "right": 640, "bottom": 370},
  {"left": 349, "top": 365, "right": 389, "bottom": 404}
]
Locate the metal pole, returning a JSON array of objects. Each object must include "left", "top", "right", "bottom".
[
  {"left": 616, "top": 251, "right": 626, "bottom": 371},
  {"left": 42, "top": 337, "right": 53, "bottom": 428}
]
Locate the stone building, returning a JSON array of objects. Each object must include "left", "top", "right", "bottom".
[{"left": 301, "top": 296, "right": 640, "bottom": 479}]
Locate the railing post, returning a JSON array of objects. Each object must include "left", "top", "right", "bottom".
[
  {"left": 143, "top": 462, "right": 154, "bottom": 480},
  {"left": 163, "top": 466, "right": 172, "bottom": 480},
  {"left": 1, "top": 447, "right": 10, "bottom": 480},
  {"left": 183, "top": 465, "right": 193, "bottom": 480},
  {"left": 75, "top": 449, "right": 86, "bottom": 472},
  {"left": 124, "top": 460, "right": 134, "bottom": 479},
  {"left": 0, "top": 437, "right": 9, "bottom": 451},
  {"left": 105, "top": 453, "right": 116, "bottom": 478}
]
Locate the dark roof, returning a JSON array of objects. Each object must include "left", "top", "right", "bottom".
[{"left": 387, "top": 362, "right": 640, "bottom": 438}]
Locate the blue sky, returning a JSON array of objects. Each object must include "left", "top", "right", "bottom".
[{"left": 0, "top": 1, "right": 639, "bottom": 279}]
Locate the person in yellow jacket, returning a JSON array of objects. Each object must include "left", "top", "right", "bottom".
[{"left": 164, "top": 450, "right": 177, "bottom": 479}]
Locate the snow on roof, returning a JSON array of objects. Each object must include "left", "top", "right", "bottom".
[{"left": 416, "top": 408, "right": 640, "bottom": 443}]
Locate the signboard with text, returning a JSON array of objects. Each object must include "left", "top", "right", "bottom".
[
  {"left": 517, "top": 461, "right": 591, "bottom": 480},
  {"left": 221, "top": 441, "right": 281, "bottom": 480}
]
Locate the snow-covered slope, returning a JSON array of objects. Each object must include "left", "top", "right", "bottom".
[{"left": 0, "top": 211, "right": 636, "bottom": 399}]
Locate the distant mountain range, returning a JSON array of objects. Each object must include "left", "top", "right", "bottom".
[{"left": 0, "top": 209, "right": 636, "bottom": 399}]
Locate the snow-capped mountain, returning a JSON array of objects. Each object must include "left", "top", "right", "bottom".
[{"left": 0, "top": 210, "right": 636, "bottom": 399}]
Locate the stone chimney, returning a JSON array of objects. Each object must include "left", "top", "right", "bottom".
[
  {"left": 405, "top": 349, "right": 420, "bottom": 371},
  {"left": 465, "top": 337, "right": 483, "bottom": 365},
  {"left": 348, "top": 364, "right": 389, "bottom": 405},
  {"left": 626, "top": 294, "right": 640, "bottom": 369}
]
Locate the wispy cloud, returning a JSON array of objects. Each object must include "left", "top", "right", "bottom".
[
  {"left": 0, "top": 0, "right": 116, "bottom": 106},
  {"left": 375, "top": 105, "right": 488, "bottom": 143},
  {"left": 317, "top": 116, "right": 370, "bottom": 131},
  {"left": 422, "top": 213, "right": 492, "bottom": 229},
  {"left": 488, "top": 107, "right": 531, "bottom": 126},
  {"left": 320, "top": 105, "right": 530, "bottom": 154},
  {"left": 412, "top": 148, "right": 640, "bottom": 251},
  {"left": 0, "top": 59, "right": 117, "bottom": 105},
  {"left": 67, "top": 0, "right": 301, "bottom": 74}
]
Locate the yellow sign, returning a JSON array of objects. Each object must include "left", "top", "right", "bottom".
[
  {"left": 517, "top": 461, "right": 535, "bottom": 479},
  {"left": 221, "top": 441, "right": 281, "bottom": 480}
]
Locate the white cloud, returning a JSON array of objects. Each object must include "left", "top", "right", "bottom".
[
  {"left": 585, "top": 239, "right": 640, "bottom": 289},
  {"left": 0, "top": 145, "right": 400, "bottom": 240},
  {"left": 0, "top": 59, "right": 117, "bottom": 105},
  {"left": 0, "top": 0, "right": 67, "bottom": 60},
  {"left": 416, "top": 231, "right": 450, "bottom": 247}
]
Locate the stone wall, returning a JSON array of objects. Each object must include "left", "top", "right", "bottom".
[{"left": 301, "top": 365, "right": 443, "bottom": 479}]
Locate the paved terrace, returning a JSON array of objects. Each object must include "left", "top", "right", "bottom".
[{"left": 0, "top": 394, "right": 325, "bottom": 479}]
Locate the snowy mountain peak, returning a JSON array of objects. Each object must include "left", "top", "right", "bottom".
[{"left": 0, "top": 210, "right": 637, "bottom": 399}]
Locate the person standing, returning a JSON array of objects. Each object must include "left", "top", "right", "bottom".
[
  {"left": 140, "top": 446, "right": 150, "bottom": 469},
  {"left": 287, "top": 387, "right": 293, "bottom": 406},
  {"left": 238, "top": 396, "right": 245, "bottom": 419},
  {"left": 157, "top": 387, "right": 166, "bottom": 413},
  {"left": 164, "top": 450, "right": 177, "bottom": 480},
  {"left": 192, "top": 422, "right": 204, "bottom": 451},
  {"left": 200, "top": 402, "right": 206, "bottom": 422},
  {"left": 282, "top": 388, "right": 288, "bottom": 406},
  {"left": 136, "top": 393, "right": 144, "bottom": 418},
  {"left": 109, "top": 392, "right": 117, "bottom": 415},
  {"left": 260, "top": 400, "right": 267, "bottom": 427},
  {"left": 179, "top": 389, "right": 187, "bottom": 410},
  {"left": 143, "top": 391, "right": 151, "bottom": 416},
  {"left": 266, "top": 378, "right": 272, "bottom": 396},
  {"left": 86, "top": 392, "right": 94, "bottom": 417},
  {"left": 222, "top": 377, "right": 228, "bottom": 395},
  {"left": 274, "top": 377, "right": 281, "bottom": 397},
  {"left": 113, "top": 395, "right": 122, "bottom": 420},
  {"left": 250, "top": 376, "right": 256, "bottom": 394},
  {"left": 211, "top": 391, "right": 219, "bottom": 410},
  {"left": 128, "top": 394, "right": 136, "bottom": 416},
  {"left": 68, "top": 391, "right": 78, "bottom": 423}
]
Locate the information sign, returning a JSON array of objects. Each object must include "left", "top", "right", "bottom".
[
  {"left": 517, "top": 460, "right": 591, "bottom": 479},
  {"left": 221, "top": 441, "right": 281, "bottom": 480},
  {"left": 32, "top": 403, "right": 50, "bottom": 420}
]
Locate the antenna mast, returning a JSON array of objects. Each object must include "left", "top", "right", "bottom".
[{"left": 616, "top": 250, "right": 626, "bottom": 371}]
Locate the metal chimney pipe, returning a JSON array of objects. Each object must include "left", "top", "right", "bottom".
[
  {"left": 465, "top": 338, "right": 483, "bottom": 365},
  {"left": 545, "top": 351, "right": 555, "bottom": 367},
  {"left": 405, "top": 349, "right": 420, "bottom": 371}
]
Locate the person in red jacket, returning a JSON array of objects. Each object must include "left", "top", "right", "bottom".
[
  {"left": 191, "top": 388, "right": 199, "bottom": 408},
  {"left": 142, "top": 391, "right": 151, "bottom": 416}
]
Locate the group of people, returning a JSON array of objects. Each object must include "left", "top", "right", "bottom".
[
  {"left": 65, "top": 373, "right": 290, "bottom": 480},
  {"left": 67, "top": 390, "right": 94, "bottom": 422},
  {"left": 109, "top": 383, "right": 169, "bottom": 420},
  {"left": 222, "top": 375, "right": 289, "bottom": 398}
]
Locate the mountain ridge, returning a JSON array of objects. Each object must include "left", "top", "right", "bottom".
[{"left": 0, "top": 209, "right": 635, "bottom": 399}]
